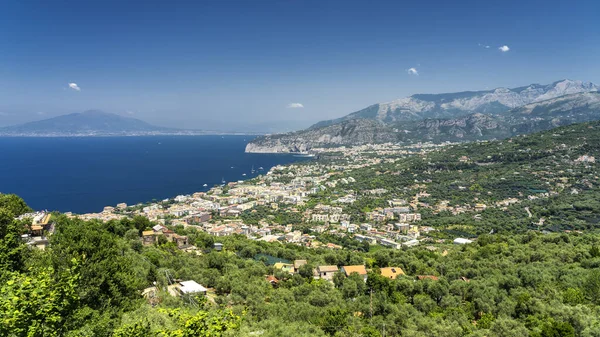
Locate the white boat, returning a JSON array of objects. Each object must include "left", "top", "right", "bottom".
[
  {"left": 251, "top": 165, "right": 255, "bottom": 173},
  {"left": 203, "top": 184, "right": 208, "bottom": 187},
  {"left": 258, "top": 167, "right": 264, "bottom": 170},
  {"left": 293, "top": 153, "right": 315, "bottom": 158},
  {"left": 242, "top": 173, "right": 246, "bottom": 176}
]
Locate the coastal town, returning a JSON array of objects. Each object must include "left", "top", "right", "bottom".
[{"left": 21, "top": 129, "right": 594, "bottom": 259}]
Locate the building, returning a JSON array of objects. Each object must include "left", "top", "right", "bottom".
[
  {"left": 354, "top": 234, "right": 376, "bottom": 245},
  {"left": 379, "top": 238, "right": 401, "bottom": 249},
  {"left": 172, "top": 280, "right": 207, "bottom": 296},
  {"left": 293, "top": 260, "right": 307, "bottom": 273},
  {"left": 380, "top": 267, "right": 405, "bottom": 279},
  {"left": 315, "top": 265, "right": 338, "bottom": 281},
  {"left": 273, "top": 262, "right": 294, "bottom": 273},
  {"left": 453, "top": 238, "right": 473, "bottom": 245},
  {"left": 341, "top": 265, "right": 368, "bottom": 282},
  {"left": 402, "top": 239, "right": 420, "bottom": 248},
  {"left": 142, "top": 230, "right": 156, "bottom": 245}
]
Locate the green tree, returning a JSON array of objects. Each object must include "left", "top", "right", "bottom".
[
  {"left": 0, "top": 194, "right": 32, "bottom": 216},
  {"left": 0, "top": 209, "right": 27, "bottom": 274},
  {"left": 0, "top": 262, "right": 79, "bottom": 337}
]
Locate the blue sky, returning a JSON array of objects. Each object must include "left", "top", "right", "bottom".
[{"left": 0, "top": 0, "right": 598, "bottom": 131}]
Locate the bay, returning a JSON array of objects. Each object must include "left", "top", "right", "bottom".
[{"left": 0, "top": 136, "right": 307, "bottom": 213}]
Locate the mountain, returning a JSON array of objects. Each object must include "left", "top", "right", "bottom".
[
  {"left": 247, "top": 80, "right": 600, "bottom": 152},
  {"left": 0, "top": 110, "right": 198, "bottom": 136}
]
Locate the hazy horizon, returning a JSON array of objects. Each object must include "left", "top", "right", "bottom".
[{"left": 1, "top": 0, "right": 598, "bottom": 131}]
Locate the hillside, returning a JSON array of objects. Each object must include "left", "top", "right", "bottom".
[
  {"left": 317, "top": 119, "right": 600, "bottom": 233},
  {"left": 0, "top": 110, "right": 177, "bottom": 136},
  {"left": 247, "top": 80, "right": 600, "bottom": 152},
  {"left": 5, "top": 121, "right": 600, "bottom": 336}
]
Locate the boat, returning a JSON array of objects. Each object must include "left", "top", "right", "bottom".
[
  {"left": 221, "top": 177, "right": 226, "bottom": 184},
  {"left": 242, "top": 173, "right": 246, "bottom": 176},
  {"left": 258, "top": 167, "right": 264, "bottom": 170},
  {"left": 251, "top": 165, "right": 255, "bottom": 174},
  {"left": 203, "top": 184, "right": 208, "bottom": 187},
  {"left": 293, "top": 152, "right": 315, "bottom": 158}
]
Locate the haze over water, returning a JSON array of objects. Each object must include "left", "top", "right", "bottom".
[{"left": 0, "top": 136, "right": 308, "bottom": 213}]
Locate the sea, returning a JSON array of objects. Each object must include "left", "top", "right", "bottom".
[{"left": 0, "top": 136, "right": 309, "bottom": 213}]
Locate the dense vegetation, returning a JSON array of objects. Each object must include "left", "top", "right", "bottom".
[
  {"left": 2, "top": 192, "right": 600, "bottom": 336},
  {"left": 324, "top": 121, "right": 600, "bottom": 234}
]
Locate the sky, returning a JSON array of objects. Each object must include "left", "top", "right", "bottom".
[{"left": 0, "top": 0, "right": 599, "bottom": 131}]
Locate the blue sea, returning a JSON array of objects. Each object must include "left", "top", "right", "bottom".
[{"left": 0, "top": 136, "right": 308, "bottom": 213}]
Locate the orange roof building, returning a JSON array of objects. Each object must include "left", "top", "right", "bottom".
[{"left": 380, "top": 267, "right": 405, "bottom": 279}]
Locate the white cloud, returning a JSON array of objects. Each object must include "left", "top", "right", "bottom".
[
  {"left": 407, "top": 68, "right": 419, "bottom": 76},
  {"left": 499, "top": 45, "right": 510, "bottom": 52},
  {"left": 36, "top": 111, "right": 46, "bottom": 116},
  {"left": 287, "top": 103, "right": 304, "bottom": 108},
  {"left": 125, "top": 110, "right": 135, "bottom": 115},
  {"left": 478, "top": 43, "right": 491, "bottom": 49},
  {"left": 68, "top": 83, "right": 81, "bottom": 91}
]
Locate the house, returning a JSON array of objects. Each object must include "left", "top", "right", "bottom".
[
  {"left": 354, "top": 234, "right": 376, "bottom": 245},
  {"left": 475, "top": 203, "right": 487, "bottom": 212},
  {"left": 176, "top": 280, "right": 207, "bottom": 296},
  {"left": 266, "top": 275, "right": 279, "bottom": 287},
  {"left": 188, "top": 213, "right": 212, "bottom": 224},
  {"left": 402, "top": 239, "right": 420, "bottom": 247},
  {"left": 293, "top": 260, "right": 307, "bottom": 273},
  {"left": 379, "top": 239, "right": 401, "bottom": 249},
  {"left": 273, "top": 262, "right": 294, "bottom": 273},
  {"left": 171, "top": 234, "right": 189, "bottom": 247},
  {"left": 341, "top": 265, "right": 368, "bottom": 282},
  {"left": 23, "top": 236, "right": 50, "bottom": 250},
  {"left": 380, "top": 267, "right": 405, "bottom": 280},
  {"left": 142, "top": 230, "right": 157, "bottom": 245},
  {"left": 315, "top": 265, "right": 338, "bottom": 281}
]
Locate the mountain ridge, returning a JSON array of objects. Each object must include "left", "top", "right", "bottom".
[
  {"left": 0, "top": 110, "right": 258, "bottom": 136},
  {"left": 247, "top": 80, "right": 600, "bottom": 152}
]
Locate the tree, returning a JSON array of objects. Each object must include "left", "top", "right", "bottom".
[
  {"left": 158, "top": 308, "right": 242, "bottom": 337},
  {"left": 0, "top": 262, "right": 79, "bottom": 336},
  {"left": 538, "top": 319, "right": 575, "bottom": 337},
  {"left": 50, "top": 216, "right": 146, "bottom": 310},
  {"left": 584, "top": 270, "right": 600, "bottom": 304},
  {"left": 0, "top": 209, "right": 27, "bottom": 273},
  {"left": 0, "top": 194, "right": 32, "bottom": 216},
  {"left": 298, "top": 264, "right": 314, "bottom": 279},
  {"left": 319, "top": 308, "right": 348, "bottom": 336}
]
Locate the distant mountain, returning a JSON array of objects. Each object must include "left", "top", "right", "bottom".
[
  {"left": 247, "top": 80, "right": 600, "bottom": 152},
  {"left": 0, "top": 110, "right": 226, "bottom": 136},
  {"left": 312, "top": 79, "right": 599, "bottom": 128}
]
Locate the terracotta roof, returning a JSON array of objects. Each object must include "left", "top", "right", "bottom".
[
  {"left": 417, "top": 275, "right": 439, "bottom": 281},
  {"left": 342, "top": 265, "right": 367, "bottom": 276},
  {"left": 266, "top": 275, "right": 279, "bottom": 284},
  {"left": 380, "top": 267, "right": 405, "bottom": 279}
]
